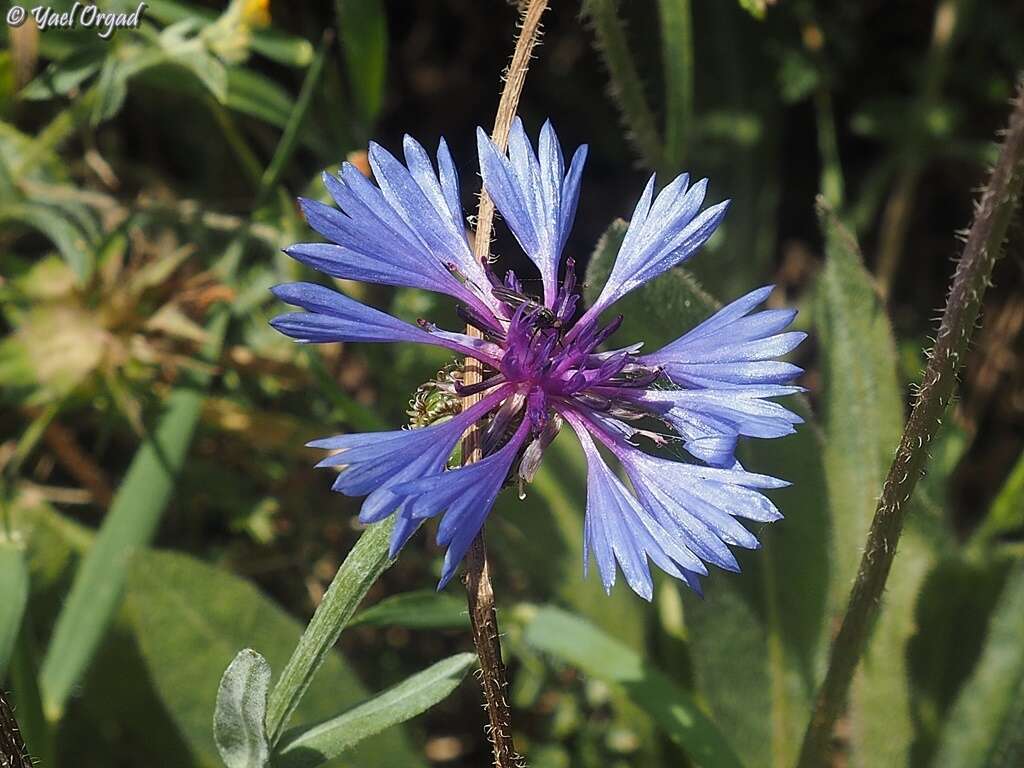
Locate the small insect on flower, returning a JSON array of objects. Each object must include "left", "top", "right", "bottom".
[{"left": 271, "top": 118, "right": 806, "bottom": 599}]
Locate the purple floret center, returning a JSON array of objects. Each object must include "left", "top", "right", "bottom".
[{"left": 457, "top": 257, "right": 659, "bottom": 436}]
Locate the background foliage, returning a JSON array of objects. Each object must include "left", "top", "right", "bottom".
[{"left": 1, "top": 1, "right": 1022, "bottom": 766}]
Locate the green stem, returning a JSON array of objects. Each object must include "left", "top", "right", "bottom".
[
  {"left": 582, "top": 0, "right": 664, "bottom": 169},
  {"left": 264, "top": 517, "right": 396, "bottom": 746},
  {"left": 814, "top": 86, "right": 844, "bottom": 209},
  {"left": 796, "top": 80, "right": 1024, "bottom": 768},
  {"left": 255, "top": 31, "right": 333, "bottom": 209}
]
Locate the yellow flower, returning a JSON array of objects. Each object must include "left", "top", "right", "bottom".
[{"left": 241, "top": 0, "right": 271, "bottom": 28}]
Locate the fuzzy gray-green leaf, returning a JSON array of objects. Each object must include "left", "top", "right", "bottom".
[
  {"left": 214, "top": 649, "right": 272, "bottom": 768},
  {"left": 274, "top": 653, "right": 475, "bottom": 768}
]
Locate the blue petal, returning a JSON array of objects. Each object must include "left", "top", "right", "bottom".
[
  {"left": 270, "top": 281, "right": 500, "bottom": 361},
  {"left": 642, "top": 285, "right": 806, "bottom": 388},
  {"left": 636, "top": 386, "right": 804, "bottom": 467},
  {"left": 368, "top": 140, "right": 493, "bottom": 297},
  {"left": 389, "top": 421, "right": 530, "bottom": 588},
  {"left": 287, "top": 139, "right": 501, "bottom": 319},
  {"left": 591, "top": 434, "right": 787, "bottom": 576},
  {"left": 309, "top": 389, "right": 510, "bottom": 555},
  {"left": 582, "top": 173, "right": 729, "bottom": 319},
  {"left": 569, "top": 417, "right": 708, "bottom": 600},
  {"left": 477, "top": 118, "right": 589, "bottom": 306}
]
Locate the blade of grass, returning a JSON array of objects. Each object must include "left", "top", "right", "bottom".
[
  {"left": 335, "top": 0, "right": 388, "bottom": 127},
  {"left": 255, "top": 32, "right": 333, "bottom": 208},
  {"left": 658, "top": 0, "right": 694, "bottom": 172},
  {"left": 0, "top": 538, "right": 28, "bottom": 677}
]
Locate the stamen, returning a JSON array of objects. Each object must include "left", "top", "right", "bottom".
[{"left": 455, "top": 373, "right": 507, "bottom": 396}]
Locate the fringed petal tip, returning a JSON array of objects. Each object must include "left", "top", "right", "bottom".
[{"left": 476, "top": 119, "right": 588, "bottom": 305}]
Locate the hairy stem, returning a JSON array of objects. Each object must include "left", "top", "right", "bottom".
[
  {"left": 797, "top": 80, "right": 1024, "bottom": 768},
  {"left": 582, "top": 0, "right": 664, "bottom": 170},
  {"left": 1, "top": 689, "right": 32, "bottom": 768},
  {"left": 461, "top": 2, "right": 549, "bottom": 766}
]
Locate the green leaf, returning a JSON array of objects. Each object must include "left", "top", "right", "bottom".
[
  {"left": 91, "top": 55, "right": 129, "bottom": 126},
  {"left": 225, "top": 67, "right": 295, "bottom": 129},
  {"left": 0, "top": 201, "right": 94, "bottom": 284},
  {"left": 586, "top": 218, "right": 830, "bottom": 767},
  {"left": 126, "top": 548, "right": 422, "bottom": 767},
  {"left": 907, "top": 556, "right": 1011, "bottom": 765},
  {"left": 275, "top": 653, "right": 475, "bottom": 768},
  {"left": 145, "top": 1, "right": 314, "bottom": 67},
  {"left": 19, "top": 47, "right": 105, "bottom": 101},
  {"left": 972, "top": 451, "right": 1024, "bottom": 546},
  {"left": 813, "top": 201, "right": 935, "bottom": 766},
  {"left": 813, "top": 202, "right": 905, "bottom": 603},
  {"left": 0, "top": 538, "right": 29, "bottom": 677},
  {"left": 335, "top": 0, "right": 388, "bottom": 124},
  {"left": 179, "top": 49, "right": 229, "bottom": 103},
  {"left": 934, "top": 561, "right": 1024, "bottom": 767},
  {"left": 524, "top": 605, "right": 744, "bottom": 768},
  {"left": 214, "top": 649, "right": 272, "bottom": 768},
  {"left": 249, "top": 30, "right": 315, "bottom": 69},
  {"left": 349, "top": 590, "right": 468, "bottom": 630}
]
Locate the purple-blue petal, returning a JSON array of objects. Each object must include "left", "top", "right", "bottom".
[
  {"left": 569, "top": 416, "right": 708, "bottom": 600},
  {"left": 582, "top": 173, "right": 728, "bottom": 320},
  {"left": 477, "top": 119, "right": 588, "bottom": 306},
  {"left": 309, "top": 390, "right": 510, "bottom": 556},
  {"left": 389, "top": 421, "right": 531, "bottom": 588},
  {"left": 271, "top": 281, "right": 500, "bottom": 361},
  {"left": 642, "top": 285, "right": 806, "bottom": 389}
]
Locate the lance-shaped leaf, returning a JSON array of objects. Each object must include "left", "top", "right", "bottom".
[
  {"left": 813, "top": 204, "right": 942, "bottom": 766},
  {"left": 348, "top": 591, "right": 468, "bottom": 630},
  {"left": 274, "top": 653, "right": 475, "bottom": 768}
]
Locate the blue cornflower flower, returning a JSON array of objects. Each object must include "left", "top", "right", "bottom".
[{"left": 271, "top": 118, "right": 806, "bottom": 598}]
